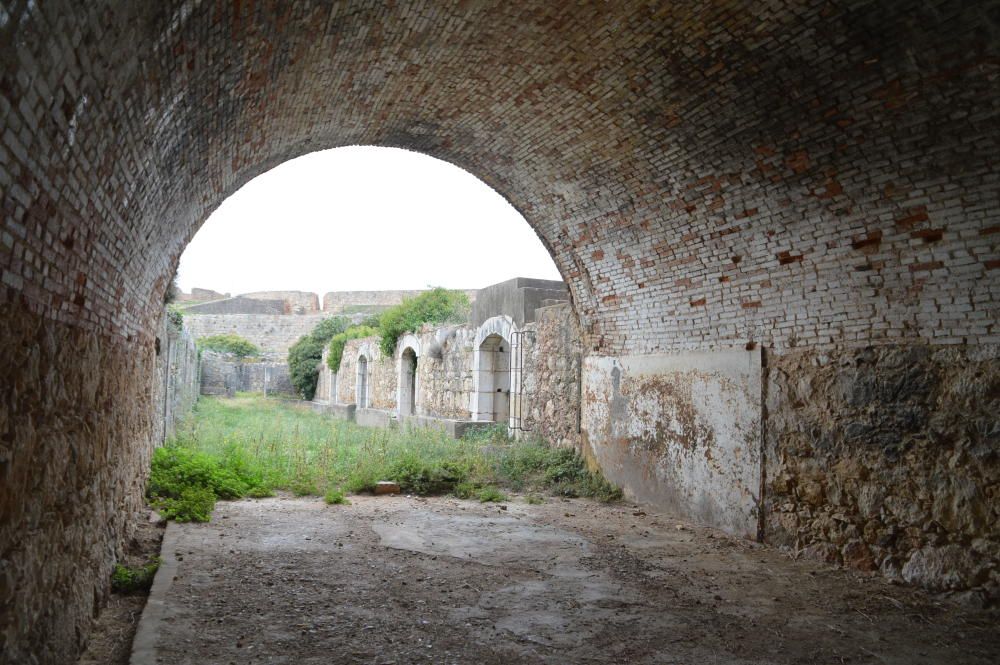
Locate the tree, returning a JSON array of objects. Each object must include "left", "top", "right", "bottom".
[{"left": 287, "top": 316, "right": 350, "bottom": 400}]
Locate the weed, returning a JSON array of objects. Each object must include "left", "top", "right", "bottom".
[
  {"left": 155, "top": 396, "right": 622, "bottom": 517},
  {"left": 525, "top": 494, "right": 545, "bottom": 505},
  {"left": 476, "top": 486, "right": 507, "bottom": 503},
  {"left": 111, "top": 557, "right": 161, "bottom": 594},
  {"left": 324, "top": 488, "right": 350, "bottom": 505}
]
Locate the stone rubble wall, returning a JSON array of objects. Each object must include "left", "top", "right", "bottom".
[
  {"left": 412, "top": 326, "right": 477, "bottom": 420},
  {"left": 182, "top": 313, "right": 329, "bottom": 358},
  {"left": 0, "top": 304, "right": 198, "bottom": 664},
  {"left": 764, "top": 345, "right": 999, "bottom": 601},
  {"left": 199, "top": 351, "right": 295, "bottom": 396},
  {"left": 154, "top": 316, "right": 201, "bottom": 440},
  {"left": 239, "top": 291, "right": 320, "bottom": 313},
  {"left": 521, "top": 303, "right": 583, "bottom": 449},
  {"left": 336, "top": 338, "right": 396, "bottom": 411},
  {"left": 180, "top": 296, "right": 286, "bottom": 316}
]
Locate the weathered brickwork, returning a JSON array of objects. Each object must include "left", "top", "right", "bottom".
[
  {"left": 522, "top": 304, "right": 584, "bottom": 450},
  {"left": 1, "top": 2, "right": 998, "bottom": 660},
  {"left": 765, "top": 345, "right": 999, "bottom": 600}
]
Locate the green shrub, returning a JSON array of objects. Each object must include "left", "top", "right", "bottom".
[
  {"left": 324, "top": 487, "right": 350, "bottom": 505},
  {"left": 326, "top": 325, "right": 378, "bottom": 372},
  {"left": 377, "top": 288, "right": 470, "bottom": 357},
  {"left": 196, "top": 333, "right": 260, "bottom": 358},
  {"left": 111, "top": 557, "right": 161, "bottom": 594},
  {"left": 387, "top": 456, "right": 470, "bottom": 495},
  {"left": 287, "top": 317, "right": 351, "bottom": 400},
  {"left": 157, "top": 486, "right": 216, "bottom": 522}
]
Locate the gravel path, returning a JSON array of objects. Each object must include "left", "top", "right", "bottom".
[{"left": 137, "top": 495, "right": 999, "bottom": 664}]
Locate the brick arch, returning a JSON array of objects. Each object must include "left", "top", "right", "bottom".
[{"left": 2, "top": 2, "right": 998, "bottom": 661}]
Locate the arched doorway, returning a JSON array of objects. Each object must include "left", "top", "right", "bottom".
[
  {"left": 476, "top": 334, "right": 510, "bottom": 424},
  {"left": 356, "top": 355, "right": 369, "bottom": 409},
  {"left": 399, "top": 347, "right": 417, "bottom": 417}
]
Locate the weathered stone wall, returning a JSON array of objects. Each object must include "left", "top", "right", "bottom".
[
  {"left": 175, "top": 287, "right": 229, "bottom": 303},
  {"left": 522, "top": 303, "right": 583, "bottom": 449},
  {"left": 199, "top": 352, "right": 294, "bottom": 396},
  {"left": 154, "top": 316, "right": 201, "bottom": 440},
  {"left": 412, "top": 327, "right": 476, "bottom": 420},
  {"left": 764, "top": 345, "right": 999, "bottom": 598},
  {"left": 181, "top": 296, "right": 286, "bottom": 316},
  {"left": 241, "top": 291, "right": 320, "bottom": 313},
  {"left": 322, "top": 289, "right": 477, "bottom": 314},
  {"left": 0, "top": 303, "right": 196, "bottom": 663},
  {"left": 182, "top": 314, "right": 328, "bottom": 357},
  {"left": 336, "top": 338, "right": 396, "bottom": 411}
]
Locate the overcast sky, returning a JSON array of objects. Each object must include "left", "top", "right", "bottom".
[{"left": 176, "top": 146, "right": 562, "bottom": 297}]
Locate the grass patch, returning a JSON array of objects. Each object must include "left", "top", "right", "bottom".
[
  {"left": 111, "top": 558, "right": 161, "bottom": 594},
  {"left": 324, "top": 487, "right": 350, "bottom": 505},
  {"left": 476, "top": 486, "right": 507, "bottom": 503},
  {"left": 151, "top": 396, "right": 621, "bottom": 520}
]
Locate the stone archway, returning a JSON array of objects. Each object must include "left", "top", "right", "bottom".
[
  {"left": 472, "top": 316, "right": 516, "bottom": 425},
  {"left": 356, "top": 355, "right": 369, "bottom": 409},
  {"left": 396, "top": 334, "right": 421, "bottom": 418},
  {"left": 2, "top": 2, "right": 997, "bottom": 661}
]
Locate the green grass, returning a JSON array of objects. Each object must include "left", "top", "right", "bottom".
[
  {"left": 149, "top": 395, "right": 621, "bottom": 521},
  {"left": 111, "top": 557, "right": 161, "bottom": 594}
]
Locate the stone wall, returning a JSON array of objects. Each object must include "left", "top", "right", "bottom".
[
  {"left": 764, "top": 345, "right": 999, "bottom": 598},
  {"left": 199, "top": 352, "right": 294, "bottom": 396},
  {"left": 181, "top": 296, "right": 286, "bottom": 315},
  {"left": 522, "top": 303, "right": 583, "bottom": 449},
  {"left": 0, "top": 303, "right": 197, "bottom": 663},
  {"left": 240, "top": 291, "right": 320, "bottom": 313},
  {"left": 322, "top": 289, "right": 477, "bottom": 314},
  {"left": 412, "top": 327, "right": 476, "bottom": 420},
  {"left": 154, "top": 316, "right": 200, "bottom": 440},
  {"left": 182, "top": 314, "right": 328, "bottom": 357},
  {"left": 336, "top": 338, "right": 396, "bottom": 411}
]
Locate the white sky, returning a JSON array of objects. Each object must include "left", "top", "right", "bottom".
[{"left": 176, "top": 146, "right": 562, "bottom": 297}]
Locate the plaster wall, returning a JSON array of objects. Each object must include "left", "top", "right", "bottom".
[{"left": 582, "top": 350, "right": 764, "bottom": 539}]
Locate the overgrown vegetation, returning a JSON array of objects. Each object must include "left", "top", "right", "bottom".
[
  {"left": 323, "top": 288, "right": 469, "bottom": 372},
  {"left": 196, "top": 333, "right": 260, "bottom": 358},
  {"left": 287, "top": 316, "right": 351, "bottom": 399},
  {"left": 148, "top": 396, "right": 621, "bottom": 521},
  {"left": 377, "top": 287, "right": 470, "bottom": 357},
  {"left": 326, "top": 325, "right": 378, "bottom": 372},
  {"left": 111, "top": 558, "right": 161, "bottom": 594}
]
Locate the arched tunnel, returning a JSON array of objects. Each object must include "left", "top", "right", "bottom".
[{"left": 0, "top": 1, "right": 997, "bottom": 661}]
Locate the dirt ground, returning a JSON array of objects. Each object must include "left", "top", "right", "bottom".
[
  {"left": 77, "top": 512, "right": 165, "bottom": 665},
  {"left": 138, "top": 495, "right": 998, "bottom": 665}
]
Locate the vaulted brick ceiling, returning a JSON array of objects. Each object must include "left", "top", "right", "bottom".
[{"left": 1, "top": 1, "right": 996, "bottom": 353}]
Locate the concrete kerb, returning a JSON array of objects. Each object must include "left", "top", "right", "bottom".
[{"left": 129, "top": 521, "right": 182, "bottom": 665}]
